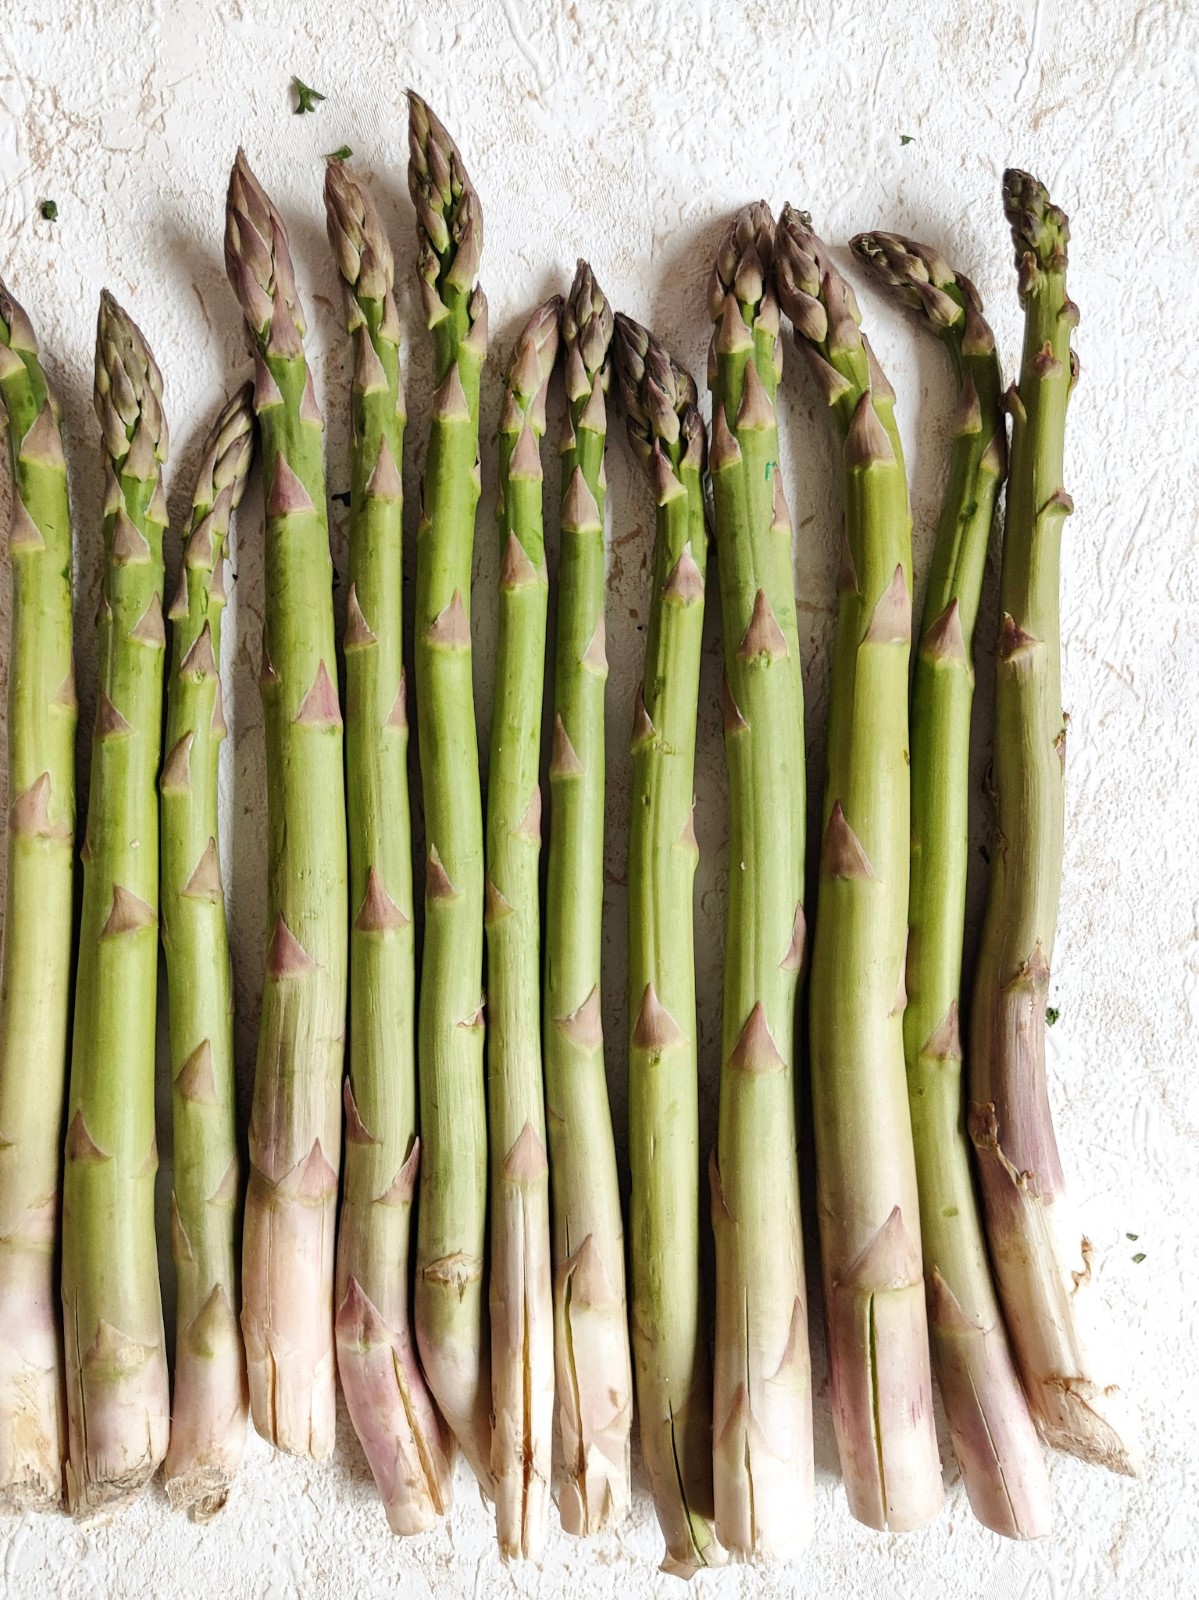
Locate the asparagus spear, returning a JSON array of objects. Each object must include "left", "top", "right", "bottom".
[
  {"left": 407, "top": 92, "right": 492, "bottom": 1489},
  {"left": 968, "top": 172, "right": 1137, "bottom": 1474},
  {"left": 60, "top": 293, "right": 170, "bottom": 1516},
  {"left": 544, "top": 263, "right": 632, "bottom": 1536},
  {"left": 777, "top": 207, "right": 942, "bottom": 1532},
  {"left": 225, "top": 150, "right": 348, "bottom": 1458},
  {"left": 851, "top": 229, "right": 1051, "bottom": 1538},
  {"left": 613, "top": 313, "right": 721, "bottom": 1576},
  {"left": 485, "top": 299, "right": 560, "bottom": 1560},
  {"left": 0, "top": 281, "right": 76, "bottom": 1513},
  {"left": 707, "top": 204, "right": 813, "bottom": 1560},
  {"left": 324, "top": 158, "right": 454, "bottom": 1534},
  {"left": 161, "top": 386, "right": 253, "bottom": 1519}
]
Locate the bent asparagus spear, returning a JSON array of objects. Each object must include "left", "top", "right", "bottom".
[
  {"left": 485, "top": 299, "right": 559, "bottom": 1559},
  {"left": 852, "top": 228, "right": 1051, "bottom": 1538},
  {"left": 325, "top": 157, "right": 454, "bottom": 1535},
  {"left": 407, "top": 92, "right": 492, "bottom": 1490},
  {"left": 968, "top": 171, "right": 1137, "bottom": 1475},
  {"left": 707, "top": 204, "right": 814, "bottom": 1560},
  {"left": 161, "top": 385, "right": 253, "bottom": 1519},
  {"left": 613, "top": 312, "right": 721, "bottom": 1577},
  {"left": 61, "top": 293, "right": 170, "bottom": 1516},
  {"left": 0, "top": 280, "right": 76, "bottom": 1513},
  {"left": 777, "top": 207, "right": 942, "bottom": 1532},
  {"left": 225, "top": 150, "right": 348, "bottom": 1459},
  {"left": 544, "top": 264, "right": 632, "bottom": 1536}
]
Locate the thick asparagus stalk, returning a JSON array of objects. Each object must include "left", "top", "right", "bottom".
[
  {"left": 777, "top": 207, "right": 942, "bottom": 1532},
  {"left": 325, "top": 158, "right": 454, "bottom": 1534},
  {"left": 613, "top": 313, "right": 720, "bottom": 1576},
  {"left": 543, "top": 264, "right": 632, "bottom": 1536},
  {"left": 707, "top": 204, "right": 813, "bottom": 1560},
  {"left": 407, "top": 92, "right": 492, "bottom": 1489},
  {"left": 485, "top": 299, "right": 559, "bottom": 1560},
  {"left": 161, "top": 386, "right": 253, "bottom": 1518},
  {"left": 225, "top": 150, "right": 348, "bottom": 1458},
  {"left": 61, "top": 293, "right": 170, "bottom": 1516},
  {"left": 0, "top": 281, "right": 75, "bottom": 1513},
  {"left": 968, "top": 172, "right": 1137, "bottom": 1475},
  {"left": 852, "top": 229, "right": 1051, "bottom": 1538}
]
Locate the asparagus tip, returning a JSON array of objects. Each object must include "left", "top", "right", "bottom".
[{"left": 1002, "top": 168, "right": 1070, "bottom": 275}]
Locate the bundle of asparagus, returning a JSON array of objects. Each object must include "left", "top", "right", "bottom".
[
  {"left": 777, "top": 207, "right": 942, "bottom": 1532},
  {"left": 485, "top": 300, "right": 559, "bottom": 1559},
  {"left": 851, "top": 228, "right": 1051, "bottom": 1538},
  {"left": 0, "top": 280, "right": 76, "bottom": 1514},
  {"left": 406, "top": 93, "right": 492, "bottom": 1490},
  {"left": 968, "top": 171, "right": 1136, "bottom": 1476},
  {"left": 707, "top": 204, "right": 814, "bottom": 1560},
  {"left": 225, "top": 151, "right": 348, "bottom": 1459},
  {"left": 613, "top": 313, "right": 719, "bottom": 1576},
  {"left": 543, "top": 265, "right": 632, "bottom": 1536},
  {"left": 61, "top": 294, "right": 171, "bottom": 1517},
  {"left": 161, "top": 386, "right": 253, "bottom": 1519}
]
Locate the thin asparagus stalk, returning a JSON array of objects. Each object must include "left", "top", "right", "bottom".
[
  {"left": 225, "top": 150, "right": 348, "bottom": 1458},
  {"left": 325, "top": 158, "right": 454, "bottom": 1534},
  {"left": 544, "top": 264, "right": 632, "bottom": 1536},
  {"left": 707, "top": 204, "right": 813, "bottom": 1560},
  {"left": 968, "top": 172, "right": 1137, "bottom": 1475},
  {"left": 407, "top": 92, "right": 492, "bottom": 1490},
  {"left": 852, "top": 229, "right": 1051, "bottom": 1538},
  {"left": 777, "top": 207, "right": 942, "bottom": 1532},
  {"left": 613, "top": 313, "right": 721, "bottom": 1577},
  {"left": 485, "top": 299, "right": 560, "bottom": 1560},
  {"left": 161, "top": 386, "right": 253, "bottom": 1518},
  {"left": 61, "top": 293, "right": 170, "bottom": 1516},
  {"left": 0, "top": 281, "right": 76, "bottom": 1513}
]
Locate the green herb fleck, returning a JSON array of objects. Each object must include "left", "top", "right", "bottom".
[
  {"left": 1131, "top": 1252, "right": 1146, "bottom": 1264},
  {"left": 764, "top": 460, "right": 776, "bottom": 481},
  {"left": 325, "top": 145, "right": 353, "bottom": 162},
  {"left": 293, "top": 77, "right": 326, "bottom": 115},
  {"left": 1126, "top": 1232, "right": 1139, "bottom": 1241},
  {"left": 900, "top": 134, "right": 915, "bottom": 146},
  {"left": 40, "top": 199, "right": 58, "bottom": 222},
  {"left": 1046, "top": 1006, "right": 1060, "bottom": 1026}
]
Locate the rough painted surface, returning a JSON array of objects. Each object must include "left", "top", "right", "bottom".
[{"left": 0, "top": 0, "right": 1193, "bottom": 1594}]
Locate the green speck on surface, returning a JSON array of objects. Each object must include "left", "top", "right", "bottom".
[
  {"left": 1046, "top": 1006, "right": 1060, "bottom": 1026},
  {"left": 1132, "top": 1252, "right": 1146, "bottom": 1264},
  {"left": 40, "top": 199, "right": 58, "bottom": 221},
  {"left": 1126, "top": 1232, "right": 1139, "bottom": 1241},
  {"left": 764, "top": 460, "right": 776, "bottom": 480},
  {"left": 325, "top": 145, "right": 353, "bottom": 161},
  {"left": 293, "top": 77, "right": 326, "bottom": 114},
  {"left": 900, "top": 133, "right": 915, "bottom": 146}
]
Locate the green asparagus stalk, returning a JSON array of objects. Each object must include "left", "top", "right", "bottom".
[
  {"left": 777, "top": 207, "right": 942, "bottom": 1532},
  {"left": 851, "top": 229, "right": 1051, "bottom": 1538},
  {"left": 543, "top": 263, "right": 632, "bottom": 1536},
  {"left": 613, "top": 313, "right": 721, "bottom": 1576},
  {"left": 61, "top": 293, "right": 170, "bottom": 1516},
  {"left": 707, "top": 204, "right": 813, "bottom": 1560},
  {"left": 968, "top": 172, "right": 1137, "bottom": 1475},
  {"left": 0, "top": 281, "right": 75, "bottom": 1513},
  {"left": 225, "top": 150, "right": 348, "bottom": 1459},
  {"left": 485, "top": 298, "right": 559, "bottom": 1560},
  {"left": 161, "top": 385, "right": 253, "bottom": 1519},
  {"left": 325, "top": 158, "right": 454, "bottom": 1534},
  {"left": 407, "top": 92, "right": 492, "bottom": 1490}
]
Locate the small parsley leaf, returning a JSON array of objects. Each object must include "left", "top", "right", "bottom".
[
  {"left": 1131, "top": 1252, "right": 1146, "bottom": 1264},
  {"left": 1126, "top": 1232, "right": 1139, "bottom": 1242},
  {"left": 325, "top": 145, "right": 353, "bottom": 162},
  {"left": 1046, "top": 1006, "right": 1060, "bottom": 1026},
  {"left": 40, "top": 199, "right": 58, "bottom": 221},
  {"left": 293, "top": 77, "right": 326, "bottom": 115},
  {"left": 900, "top": 134, "right": 915, "bottom": 146}
]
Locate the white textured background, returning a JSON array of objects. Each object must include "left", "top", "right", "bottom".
[{"left": 1, "top": 1, "right": 1196, "bottom": 1595}]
